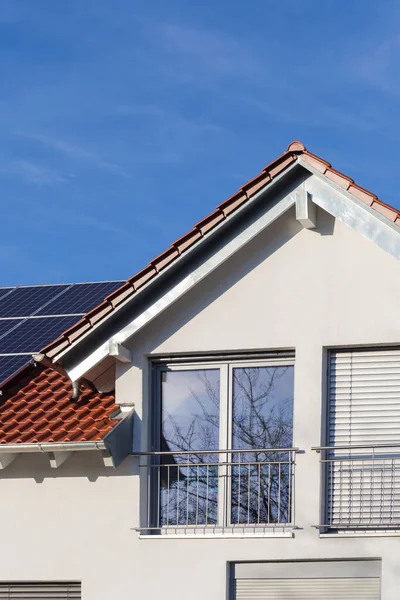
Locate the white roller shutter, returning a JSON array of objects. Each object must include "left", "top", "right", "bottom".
[
  {"left": 0, "top": 582, "right": 81, "bottom": 599},
  {"left": 329, "top": 349, "right": 400, "bottom": 446},
  {"left": 233, "top": 560, "right": 381, "bottom": 600},
  {"left": 328, "top": 349, "right": 400, "bottom": 528},
  {"left": 235, "top": 577, "right": 380, "bottom": 599}
]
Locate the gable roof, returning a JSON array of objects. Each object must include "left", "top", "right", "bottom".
[
  {"left": 42, "top": 140, "right": 400, "bottom": 360},
  {"left": 0, "top": 363, "right": 118, "bottom": 444}
]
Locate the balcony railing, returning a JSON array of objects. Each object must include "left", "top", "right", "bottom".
[
  {"left": 134, "top": 447, "right": 299, "bottom": 535},
  {"left": 314, "top": 444, "right": 400, "bottom": 531}
]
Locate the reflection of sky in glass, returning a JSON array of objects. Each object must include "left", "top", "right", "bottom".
[
  {"left": 162, "top": 369, "right": 220, "bottom": 453},
  {"left": 232, "top": 366, "right": 294, "bottom": 450}
]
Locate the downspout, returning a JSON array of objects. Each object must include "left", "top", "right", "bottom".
[
  {"left": 32, "top": 353, "right": 97, "bottom": 402},
  {"left": 71, "top": 380, "right": 80, "bottom": 402}
]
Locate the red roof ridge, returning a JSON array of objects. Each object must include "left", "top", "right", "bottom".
[
  {"left": 41, "top": 142, "right": 400, "bottom": 359},
  {"left": 287, "top": 140, "right": 306, "bottom": 152}
]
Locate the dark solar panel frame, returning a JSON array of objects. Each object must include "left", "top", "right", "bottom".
[
  {"left": 0, "top": 285, "right": 71, "bottom": 318},
  {"left": 0, "top": 280, "right": 124, "bottom": 384},
  {"left": 0, "top": 316, "right": 81, "bottom": 354},
  {"left": 0, "top": 355, "right": 30, "bottom": 383},
  {"left": 0, "top": 288, "right": 15, "bottom": 302},
  {"left": 36, "top": 281, "right": 124, "bottom": 316},
  {"left": 0, "top": 318, "right": 25, "bottom": 340}
]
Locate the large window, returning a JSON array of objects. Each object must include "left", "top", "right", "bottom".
[{"left": 149, "top": 356, "right": 295, "bottom": 532}]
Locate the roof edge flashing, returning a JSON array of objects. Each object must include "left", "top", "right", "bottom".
[{"left": 0, "top": 441, "right": 107, "bottom": 453}]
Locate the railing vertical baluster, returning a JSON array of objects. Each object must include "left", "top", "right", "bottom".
[
  {"left": 257, "top": 462, "right": 261, "bottom": 524},
  {"left": 196, "top": 464, "right": 199, "bottom": 526},
  {"left": 330, "top": 453, "right": 334, "bottom": 527},
  {"left": 278, "top": 463, "right": 281, "bottom": 524},
  {"left": 147, "top": 460, "right": 151, "bottom": 530},
  {"left": 247, "top": 463, "right": 250, "bottom": 525},
  {"left": 237, "top": 452, "right": 241, "bottom": 525},
  {"left": 268, "top": 462, "right": 271, "bottom": 525},
  {"left": 370, "top": 454, "right": 373, "bottom": 526},
  {"left": 348, "top": 457, "right": 352, "bottom": 526},
  {"left": 206, "top": 464, "right": 209, "bottom": 525},
  {"left": 176, "top": 462, "right": 180, "bottom": 526},
  {"left": 380, "top": 458, "right": 385, "bottom": 526},
  {"left": 157, "top": 465, "right": 160, "bottom": 528},
  {"left": 186, "top": 455, "right": 190, "bottom": 527},
  {"left": 287, "top": 451, "right": 291, "bottom": 525},
  {"left": 339, "top": 459, "right": 343, "bottom": 527},
  {"left": 360, "top": 459, "right": 364, "bottom": 527},
  {"left": 167, "top": 465, "right": 170, "bottom": 527},
  {"left": 391, "top": 458, "right": 395, "bottom": 524}
]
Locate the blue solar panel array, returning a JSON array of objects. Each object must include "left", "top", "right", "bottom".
[{"left": 0, "top": 281, "right": 123, "bottom": 385}]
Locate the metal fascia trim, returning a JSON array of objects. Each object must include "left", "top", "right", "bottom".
[{"left": 0, "top": 441, "right": 107, "bottom": 454}]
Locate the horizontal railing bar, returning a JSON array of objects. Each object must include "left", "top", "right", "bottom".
[
  {"left": 313, "top": 524, "right": 400, "bottom": 529},
  {"left": 132, "top": 447, "right": 299, "bottom": 456},
  {"left": 135, "top": 524, "right": 294, "bottom": 531},
  {"left": 139, "top": 460, "right": 295, "bottom": 467},
  {"left": 313, "top": 443, "right": 400, "bottom": 451}
]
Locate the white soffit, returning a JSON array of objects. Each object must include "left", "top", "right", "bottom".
[{"left": 301, "top": 157, "right": 400, "bottom": 260}]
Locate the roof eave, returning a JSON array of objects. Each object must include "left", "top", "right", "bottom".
[{"left": 0, "top": 408, "right": 134, "bottom": 468}]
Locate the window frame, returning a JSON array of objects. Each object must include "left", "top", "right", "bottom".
[{"left": 149, "top": 353, "right": 295, "bottom": 530}]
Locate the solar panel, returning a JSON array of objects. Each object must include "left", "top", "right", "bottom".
[
  {"left": 0, "top": 318, "right": 25, "bottom": 339},
  {"left": 36, "top": 281, "right": 123, "bottom": 315},
  {"left": 0, "top": 280, "right": 125, "bottom": 385},
  {"left": 0, "top": 285, "right": 70, "bottom": 318},
  {"left": 0, "top": 355, "right": 30, "bottom": 383},
  {"left": 0, "top": 288, "right": 14, "bottom": 302},
  {"left": 0, "top": 316, "right": 81, "bottom": 354}
]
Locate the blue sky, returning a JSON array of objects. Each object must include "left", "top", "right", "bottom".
[{"left": 1, "top": 0, "right": 399, "bottom": 285}]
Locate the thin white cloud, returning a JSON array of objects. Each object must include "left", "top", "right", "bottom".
[
  {"left": 0, "top": 160, "right": 67, "bottom": 185},
  {"left": 156, "top": 22, "right": 262, "bottom": 80},
  {"left": 16, "top": 132, "right": 131, "bottom": 178}
]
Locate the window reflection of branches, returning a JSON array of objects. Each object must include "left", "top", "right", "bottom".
[{"left": 159, "top": 364, "right": 294, "bottom": 528}]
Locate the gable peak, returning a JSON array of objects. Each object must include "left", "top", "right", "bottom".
[{"left": 287, "top": 140, "right": 306, "bottom": 152}]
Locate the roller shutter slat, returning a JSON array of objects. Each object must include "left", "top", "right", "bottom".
[
  {"left": 234, "top": 577, "right": 380, "bottom": 599},
  {"left": 0, "top": 583, "right": 81, "bottom": 599}
]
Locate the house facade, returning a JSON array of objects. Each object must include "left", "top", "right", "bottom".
[{"left": 1, "top": 141, "right": 400, "bottom": 598}]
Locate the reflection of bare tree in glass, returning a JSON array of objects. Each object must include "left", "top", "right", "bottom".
[
  {"left": 231, "top": 367, "right": 293, "bottom": 525},
  {"left": 160, "top": 370, "right": 220, "bottom": 527},
  {"left": 159, "top": 366, "right": 293, "bottom": 527}
]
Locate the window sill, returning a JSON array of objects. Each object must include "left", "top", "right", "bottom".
[
  {"left": 320, "top": 530, "right": 400, "bottom": 538},
  {"left": 136, "top": 528, "right": 295, "bottom": 539}
]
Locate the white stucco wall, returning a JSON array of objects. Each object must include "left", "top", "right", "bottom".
[{"left": 2, "top": 195, "right": 400, "bottom": 599}]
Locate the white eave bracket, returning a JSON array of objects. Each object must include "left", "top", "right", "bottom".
[
  {"left": 108, "top": 342, "right": 132, "bottom": 364},
  {"left": 49, "top": 450, "right": 72, "bottom": 469},
  {"left": 0, "top": 453, "right": 17, "bottom": 469},
  {"left": 295, "top": 185, "right": 317, "bottom": 229}
]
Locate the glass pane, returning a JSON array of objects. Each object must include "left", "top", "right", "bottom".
[
  {"left": 160, "top": 369, "right": 220, "bottom": 527},
  {"left": 231, "top": 365, "right": 294, "bottom": 526}
]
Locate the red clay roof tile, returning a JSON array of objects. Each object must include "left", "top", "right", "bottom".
[
  {"left": 324, "top": 168, "right": 353, "bottom": 190},
  {"left": 42, "top": 141, "right": 400, "bottom": 359},
  {"left": 0, "top": 364, "right": 118, "bottom": 445}
]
